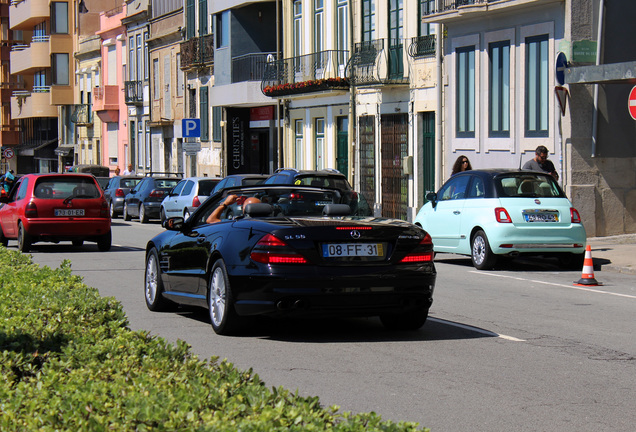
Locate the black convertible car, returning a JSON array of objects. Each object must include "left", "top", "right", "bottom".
[{"left": 144, "top": 185, "right": 437, "bottom": 335}]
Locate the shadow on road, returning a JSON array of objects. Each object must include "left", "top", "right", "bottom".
[{"left": 168, "top": 306, "right": 497, "bottom": 343}]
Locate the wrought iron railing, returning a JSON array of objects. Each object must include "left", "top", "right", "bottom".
[
  {"left": 408, "top": 35, "right": 436, "bottom": 58},
  {"left": 424, "top": 0, "right": 488, "bottom": 15},
  {"left": 232, "top": 52, "right": 276, "bottom": 83},
  {"left": 180, "top": 35, "right": 214, "bottom": 69},
  {"left": 124, "top": 80, "right": 144, "bottom": 104},
  {"left": 70, "top": 104, "right": 93, "bottom": 125},
  {"left": 348, "top": 39, "right": 410, "bottom": 85},
  {"left": 261, "top": 50, "right": 350, "bottom": 97}
]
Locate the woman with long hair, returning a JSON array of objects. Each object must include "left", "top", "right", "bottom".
[{"left": 451, "top": 155, "right": 472, "bottom": 176}]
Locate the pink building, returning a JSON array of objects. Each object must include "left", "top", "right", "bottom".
[{"left": 94, "top": 4, "right": 127, "bottom": 174}]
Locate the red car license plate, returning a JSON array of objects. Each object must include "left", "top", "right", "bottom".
[{"left": 55, "top": 209, "right": 85, "bottom": 217}]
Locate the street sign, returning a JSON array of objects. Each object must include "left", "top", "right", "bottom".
[
  {"left": 182, "top": 141, "right": 201, "bottom": 153},
  {"left": 2, "top": 148, "right": 14, "bottom": 159},
  {"left": 555, "top": 86, "right": 568, "bottom": 116},
  {"left": 555, "top": 52, "right": 567, "bottom": 86},
  {"left": 629, "top": 86, "right": 636, "bottom": 120},
  {"left": 182, "top": 119, "right": 201, "bottom": 138}
]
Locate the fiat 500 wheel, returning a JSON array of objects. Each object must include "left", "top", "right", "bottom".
[{"left": 471, "top": 230, "right": 497, "bottom": 270}]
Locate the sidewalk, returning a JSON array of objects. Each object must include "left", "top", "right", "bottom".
[{"left": 587, "top": 234, "right": 636, "bottom": 275}]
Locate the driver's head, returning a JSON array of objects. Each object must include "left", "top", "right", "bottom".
[{"left": 244, "top": 197, "right": 261, "bottom": 205}]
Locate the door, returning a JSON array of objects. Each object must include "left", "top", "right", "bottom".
[
  {"left": 388, "top": 0, "right": 404, "bottom": 81},
  {"left": 380, "top": 114, "right": 408, "bottom": 220},
  {"left": 427, "top": 175, "right": 471, "bottom": 250},
  {"left": 336, "top": 116, "right": 348, "bottom": 175},
  {"left": 420, "top": 111, "right": 435, "bottom": 204}
]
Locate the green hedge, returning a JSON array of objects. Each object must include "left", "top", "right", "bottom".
[{"left": 0, "top": 247, "right": 428, "bottom": 431}]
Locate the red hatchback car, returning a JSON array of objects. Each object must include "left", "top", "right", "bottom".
[{"left": 0, "top": 173, "right": 111, "bottom": 252}]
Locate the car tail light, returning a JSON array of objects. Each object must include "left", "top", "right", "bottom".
[
  {"left": 115, "top": 188, "right": 125, "bottom": 197},
  {"left": 495, "top": 207, "right": 512, "bottom": 223},
  {"left": 399, "top": 234, "right": 434, "bottom": 263},
  {"left": 570, "top": 207, "right": 581, "bottom": 223},
  {"left": 289, "top": 193, "right": 304, "bottom": 200},
  {"left": 101, "top": 200, "right": 109, "bottom": 217},
  {"left": 149, "top": 189, "right": 165, "bottom": 198},
  {"left": 192, "top": 196, "right": 201, "bottom": 207},
  {"left": 250, "top": 233, "right": 308, "bottom": 264},
  {"left": 25, "top": 201, "right": 38, "bottom": 218}
]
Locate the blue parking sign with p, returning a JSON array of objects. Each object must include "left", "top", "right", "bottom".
[{"left": 182, "top": 119, "right": 201, "bottom": 138}]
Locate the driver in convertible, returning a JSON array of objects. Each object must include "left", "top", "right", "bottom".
[{"left": 206, "top": 194, "right": 261, "bottom": 224}]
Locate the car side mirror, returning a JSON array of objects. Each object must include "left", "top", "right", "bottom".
[
  {"left": 426, "top": 192, "right": 438, "bottom": 208},
  {"left": 165, "top": 217, "right": 184, "bottom": 231}
]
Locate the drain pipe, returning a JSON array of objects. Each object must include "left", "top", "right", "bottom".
[
  {"left": 435, "top": 24, "right": 443, "bottom": 188},
  {"left": 591, "top": 0, "right": 605, "bottom": 158}
]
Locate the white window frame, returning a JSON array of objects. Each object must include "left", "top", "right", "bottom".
[
  {"left": 450, "top": 34, "right": 479, "bottom": 152},
  {"left": 483, "top": 28, "right": 515, "bottom": 152},
  {"left": 518, "top": 22, "right": 554, "bottom": 154}
]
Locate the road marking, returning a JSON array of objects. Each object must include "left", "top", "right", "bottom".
[
  {"left": 470, "top": 271, "right": 636, "bottom": 299},
  {"left": 428, "top": 317, "right": 526, "bottom": 342}
]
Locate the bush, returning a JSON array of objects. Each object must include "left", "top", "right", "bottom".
[{"left": 0, "top": 247, "right": 428, "bottom": 431}]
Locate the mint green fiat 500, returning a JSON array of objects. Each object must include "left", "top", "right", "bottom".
[{"left": 414, "top": 169, "right": 586, "bottom": 270}]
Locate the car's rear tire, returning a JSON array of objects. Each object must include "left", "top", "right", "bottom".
[
  {"left": 145, "top": 248, "right": 173, "bottom": 311},
  {"left": 471, "top": 230, "right": 497, "bottom": 270},
  {"left": 380, "top": 308, "right": 429, "bottom": 331},
  {"left": 72, "top": 240, "right": 84, "bottom": 247},
  {"left": 139, "top": 204, "right": 148, "bottom": 224},
  {"left": 18, "top": 222, "right": 32, "bottom": 253},
  {"left": 208, "top": 259, "right": 240, "bottom": 335},
  {"left": 123, "top": 203, "right": 132, "bottom": 221},
  {"left": 109, "top": 201, "right": 118, "bottom": 219},
  {"left": 160, "top": 208, "right": 166, "bottom": 225},
  {"left": 97, "top": 231, "right": 112, "bottom": 252}
]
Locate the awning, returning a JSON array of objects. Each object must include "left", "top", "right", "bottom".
[
  {"left": 565, "top": 61, "right": 636, "bottom": 85},
  {"left": 54, "top": 146, "right": 75, "bottom": 156}
]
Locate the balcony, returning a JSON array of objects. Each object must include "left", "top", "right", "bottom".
[
  {"left": 124, "top": 80, "right": 144, "bottom": 104},
  {"left": 348, "top": 39, "right": 410, "bottom": 86},
  {"left": 421, "top": 0, "right": 556, "bottom": 23},
  {"left": 93, "top": 85, "right": 120, "bottom": 122},
  {"left": 1, "top": 126, "right": 21, "bottom": 147},
  {"left": 10, "top": 37, "right": 50, "bottom": 75},
  {"left": 10, "top": 89, "right": 57, "bottom": 119},
  {"left": 261, "top": 50, "right": 350, "bottom": 97},
  {"left": 70, "top": 104, "right": 93, "bottom": 126},
  {"left": 8, "top": 0, "right": 49, "bottom": 30},
  {"left": 408, "top": 35, "right": 436, "bottom": 59},
  {"left": 180, "top": 35, "right": 214, "bottom": 70},
  {"left": 232, "top": 52, "right": 275, "bottom": 83}
]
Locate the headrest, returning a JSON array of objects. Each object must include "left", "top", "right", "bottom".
[
  {"left": 322, "top": 204, "right": 351, "bottom": 216},
  {"left": 244, "top": 203, "right": 273, "bottom": 217}
]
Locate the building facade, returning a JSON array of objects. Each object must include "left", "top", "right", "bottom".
[{"left": 148, "top": 0, "right": 184, "bottom": 175}]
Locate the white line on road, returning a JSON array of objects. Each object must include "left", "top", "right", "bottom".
[
  {"left": 470, "top": 271, "right": 636, "bottom": 299},
  {"left": 428, "top": 317, "right": 526, "bottom": 342}
]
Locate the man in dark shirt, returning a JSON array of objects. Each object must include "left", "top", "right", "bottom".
[{"left": 523, "top": 145, "right": 559, "bottom": 180}]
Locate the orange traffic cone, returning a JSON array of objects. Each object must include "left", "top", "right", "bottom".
[{"left": 574, "top": 245, "right": 601, "bottom": 286}]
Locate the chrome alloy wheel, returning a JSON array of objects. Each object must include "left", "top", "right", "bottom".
[
  {"left": 145, "top": 252, "right": 159, "bottom": 306},
  {"left": 208, "top": 266, "right": 227, "bottom": 327}
]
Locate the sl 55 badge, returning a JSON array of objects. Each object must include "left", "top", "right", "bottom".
[{"left": 285, "top": 234, "right": 306, "bottom": 240}]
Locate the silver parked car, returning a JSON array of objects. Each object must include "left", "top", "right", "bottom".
[
  {"left": 160, "top": 177, "right": 220, "bottom": 223},
  {"left": 103, "top": 175, "right": 143, "bottom": 218}
]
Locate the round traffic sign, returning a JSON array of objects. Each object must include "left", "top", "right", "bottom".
[
  {"left": 2, "top": 148, "right": 14, "bottom": 159},
  {"left": 629, "top": 86, "right": 636, "bottom": 120}
]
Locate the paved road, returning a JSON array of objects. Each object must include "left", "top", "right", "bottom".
[{"left": 24, "top": 220, "right": 636, "bottom": 432}]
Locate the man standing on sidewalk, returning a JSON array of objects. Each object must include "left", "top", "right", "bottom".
[{"left": 523, "top": 145, "right": 559, "bottom": 181}]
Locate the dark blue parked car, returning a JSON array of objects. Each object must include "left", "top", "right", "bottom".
[{"left": 123, "top": 173, "right": 182, "bottom": 223}]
